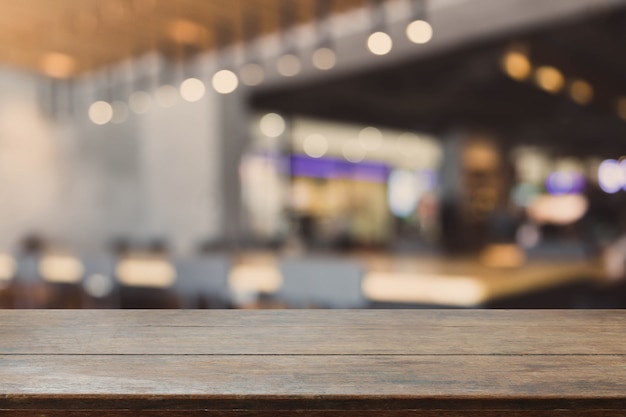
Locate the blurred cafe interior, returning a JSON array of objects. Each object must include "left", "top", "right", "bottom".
[{"left": 1, "top": 0, "right": 626, "bottom": 309}]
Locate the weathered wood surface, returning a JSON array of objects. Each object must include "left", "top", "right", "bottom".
[{"left": 1, "top": 310, "right": 625, "bottom": 416}]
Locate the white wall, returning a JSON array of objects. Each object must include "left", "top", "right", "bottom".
[
  {"left": 0, "top": 70, "right": 65, "bottom": 250},
  {"left": 0, "top": 65, "right": 222, "bottom": 255},
  {"left": 139, "top": 91, "right": 221, "bottom": 254}
]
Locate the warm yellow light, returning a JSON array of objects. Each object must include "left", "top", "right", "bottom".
[
  {"left": 260, "top": 113, "right": 286, "bottom": 137},
  {"left": 343, "top": 141, "right": 366, "bottom": 163},
  {"left": 527, "top": 194, "right": 588, "bottom": 225},
  {"left": 39, "top": 254, "right": 84, "bottom": 284},
  {"left": 116, "top": 257, "right": 176, "bottom": 288},
  {"left": 168, "top": 19, "right": 205, "bottom": 45},
  {"left": 179, "top": 77, "right": 206, "bottom": 102},
  {"left": 0, "top": 253, "right": 16, "bottom": 281},
  {"left": 362, "top": 272, "right": 486, "bottom": 306},
  {"left": 303, "top": 133, "right": 328, "bottom": 158},
  {"left": 212, "top": 69, "right": 239, "bottom": 94},
  {"left": 617, "top": 98, "right": 626, "bottom": 121},
  {"left": 406, "top": 20, "right": 433, "bottom": 44},
  {"left": 367, "top": 32, "right": 393, "bottom": 55},
  {"left": 535, "top": 66, "right": 564, "bottom": 93},
  {"left": 277, "top": 53, "right": 302, "bottom": 77},
  {"left": 228, "top": 264, "right": 282, "bottom": 293},
  {"left": 569, "top": 79, "right": 593, "bottom": 105},
  {"left": 240, "top": 63, "right": 265, "bottom": 86},
  {"left": 88, "top": 101, "right": 113, "bottom": 125},
  {"left": 479, "top": 244, "right": 526, "bottom": 268},
  {"left": 502, "top": 51, "right": 531, "bottom": 81},
  {"left": 40, "top": 52, "right": 76, "bottom": 79},
  {"left": 312, "top": 47, "right": 336, "bottom": 70},
  {"left": 358, "top": 126, "right": 383, "bottom": 151}
]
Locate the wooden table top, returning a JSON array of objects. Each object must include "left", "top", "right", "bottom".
[{"left": 1, "top": 310, "right": 626, "bottom": 416}]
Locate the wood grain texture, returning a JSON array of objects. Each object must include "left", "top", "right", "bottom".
[
  {"left": 2, "top": 310, "right": 625, "bottom": 354},
  {"left": 1, "top": 310, "right": 625, "bottom": 416}
]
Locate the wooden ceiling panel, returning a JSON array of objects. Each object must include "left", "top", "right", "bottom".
[{"left": 0, "top": 0, "right": 369, "bottom": 77}]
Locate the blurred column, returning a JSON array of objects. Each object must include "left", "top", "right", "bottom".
[
  {"left": 218, "top": 90, "right": 253, "bottom": 247},
  {"left": 439, "top": 131, "right": 464, "bottom": 254}
]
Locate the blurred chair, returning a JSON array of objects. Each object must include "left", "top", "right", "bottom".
[
  {"left": 80, "top": 254, "right": 119, "bottom": 308},
  {"left": 15, "top": 252, "right": 46, "bottom": 308},
  {"left": 277, "top": 257, "right": 367, "bottom": 308},
  {"left": 116, "top": 254, "right": 178, "bottom": 308},
  {"left": 173, "top": 255, "right": 231, "bottom": 308},
  {"left": 38, "top": 252, "right": 85, "bottom": 308},
  {"left": 0, "top": 253, "right": 17, "bottom": 308},
  {"left": 14, "top": 235, "right": 48, "bottom": 308}
]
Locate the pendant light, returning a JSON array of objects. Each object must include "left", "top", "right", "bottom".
[{"left": 367, "top": 0, "right": 392, "bottom": 56}]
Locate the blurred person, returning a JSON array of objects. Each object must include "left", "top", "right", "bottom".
[{"left": 14, "top": 234, "right": 48, "bottom": 308}]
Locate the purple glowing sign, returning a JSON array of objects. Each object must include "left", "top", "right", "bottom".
[
  {"left": 545, "top": 171, "right": 585, "bottom": 195},
  {"left": 290, "top": 155, "right": 389, "bottom": 183}
]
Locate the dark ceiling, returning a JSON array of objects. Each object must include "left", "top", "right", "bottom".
[{"left": 251, "top": 6, "right": 626, "bottom": 158}]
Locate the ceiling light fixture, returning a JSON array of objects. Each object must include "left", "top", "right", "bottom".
[
  {"left": 211, "top": 22, "right": 239, "bottom": 94},
  {"left": 276, "top": 0, "right": 302, "bottom": 77},
  {"left": 240, "top": 13, "right": 266, "bottom": 86},
  {"left": 367, "top": 0, "right": 392, "bottom": 56},
  {"left": 502, "top": 50, "right": 531, "bottom": 81},
  {"left": 312, "top": 0, "right": 337, "bottom": 71},
  {"left": 88, "top": 69, "right": 114, "bottom": 125},
  {"left": 534, "top": 66, "right": 564, "bottom": 94},
  {"left": 40, "top": 52, "right": 76, "bottom": 79},
  {"left": 568, "top": 79, "right": 593, "bottom": 105},
  {"left": 406, "top": 0, "right": 433, "bottom": 45}
]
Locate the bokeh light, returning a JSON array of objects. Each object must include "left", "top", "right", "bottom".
[
  {"left": 502, "top": 51, "right": 531, "bottom": 81},
  {"left": 359, "top": 126, "right": 383, "bottom": 151},
  {"left": 240, "top": 63, "right": 265, "bottom": 86},
  {"left": 312, "top": 47, "right": 337, "bottom": 70},
  {"left": 179, "top": 77, "right": 206, "bottom": 102},
  {"left": 388, "top": 169, "right": 420, "bottom": 218},
  {"left": 367, "top": 31, "right": 393, "bottom": 56},
  {"left": 212, "top": 69, "right": 239, "bottom": 94},
  {"left": 406, "top": 20, "right": 433, "bottom": 44},
  {"left": 83, "top": 273, "right": 115, "bottom": 298},
  {"left": 39, "top": 254, "right": 84, "bottom": 283},
  {"left": 343, "top": 140, "right": 366, "bottom": 163},
  {"left": 0, "top": 254, "right": 16, "bottom": 281},
  {"left": 527, "top": 194, "right": 588, "bottom": 225},
  {"left": 260, "top": 113, "right": 286, "bottom": 137},
  {"left": 303, "top": 133, "right": 328, "bottom": 158},
  {"left": 88, "top": 100, "right": 113, "bottom": 125},
  {"left": 40, "top": 52, "right": 76, "bottom": 79},
  {"left": 534, "top": 66, "right": 564, "bottom": 93},
  {"left": 277, "top": 53, "right": 302, "bottom": 77},
  {"left": 569, "top": 79, "right": 593, "bottom": 105},
  {"left": 598, "top": 159, "right": 624, "bottom": 194},
  {"left": 545, "top": 171, "right": 585, "bottom": 195},
  {"left": 128, "top": 91, "right": 153, "bottom": 114}
]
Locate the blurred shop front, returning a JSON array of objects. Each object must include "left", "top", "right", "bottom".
[{"left": 241, "top": 114, "right": 442, "bottom": 251}]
